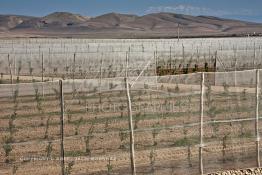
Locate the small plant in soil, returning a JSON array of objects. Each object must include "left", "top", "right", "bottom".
[
  {"left": 104, "top": 119, "right": 109, "bottom": 133},
  {"left": 34, "top": 85, "right": 44, "bottom": 126},
  {"left": 222, "top": 134, "right": 228, "bottom": 163},
  {"left": 241, "top": 89, "right": 247, "bottom": 100},
  {"left": 84, "top": 122, "right": 94, "bottom": 156},
  {"left": 206, "top": 83, "right": 212, "bottom": 107},
  {"left": 16, "top": 60, "right": 22, "bottom": 83},
  {"left": 46, "top": 141, "right": 53, "bottom": 160},
  {"left": 149, "top": 148, "right": 156, "bottom": 174},
  {"left": 9, "top": 86, "right": 19, "bottom": 140},
  {"left": 223, "top": 83, "right": 229, "bottom": 95},
  {"left": 65, "top": 161, "right": 75, "bottom": 175},
  {"left": 3, "top": 136, "right": 13, "bottom": 163},
  {"left": 152, "top": 123, "right": 161, "bottom": 146},
  {"left": 12, "top": 164, "right": 18, "bottom": 175},
  {"left": 74, "top": 117, "right": 84, "bottom": 135},
  {"left": 52, "top": 88, "right": 60, "bottom": 99},
  {"left": 9, "top": 112, "right": 17, "bottom": 140},
  {"left": 119, "top": 104, "right": 125, "bottom": 118},
  {"left": 27, "top": 61, "right": 34, "bottom": 78},
  {"left": 134, "top": 112, "right": 142, "bottom": 129},
  {"left": 119, "top": 129, "right": 128, "bottom": 150},
  {"left": 44, "top": 116, "right": 51, "bottom": 139},
  {"left": 107, "top": 158, "right": 113, "bottom": 175},
  {"left": 67, "top": 109, "right": 72, "bottom": 124}
]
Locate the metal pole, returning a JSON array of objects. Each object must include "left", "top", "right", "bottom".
[
  {"left": 199, "top": 72, "right": 204, "bottom": 175},
  {"left": 255, "top": 69, "right": 261, "bottom": 167},
  {"left": 59, "top": 80, "right": 65, "bottom": 175},
  {"left": 125, "top": 77, "right": 136, "bottom": 175}
]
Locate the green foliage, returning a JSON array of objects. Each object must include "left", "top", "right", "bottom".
[
  {"left": 187, "top": 145, "right": 192, "bottom": 167},
  {"left": 64, "top": 151, "right": 84, "bottom": 157},
  {"left": 109, "top": 82, "right": 117, "bottom": 90},
  {"left": 206, "top": 83, "right": 212, "bottom": 106},
  {"left": 12, "top": 164, "right": 18, "bottom": 175},
  {"left": 175, "top": 84, "right": 180, "bottom": 93},
  {"left": 104, "top": 119, "right": 109, "bottom": 133},
  {"left": 52, "top": 88, "right": 60, "bottom": 99},
  {"left": 149, "top": 148, "right": 156, "bottom": 174},
  {"left": 84, "top": 122, "right": 94, "bottom": 156},
  {"left": 241, "top": 89, "right": 247, "bottom": 100},
  {"left": 3, "top": 141, "right": 12, "bottom": 163},
  {"left": 107, "top": 159, "right": 113, "bottom": 175},
  {"left": 173, "top": 137, "right": 199, "bottom": 147},
  {"left": 44, "top": 116, "right": 51, "bottom": 139},
  {"left": 152, "top": 123, "right": 161, "bottom": 146},
  {"left": 27, "top": 61, "right": 33, "bottom": 76},
  {"left": 9, "top": 112, "right": 17, "bottom": 136},
  {"left": 46, "top": 141, "right": 52, "bottom": 159},
  {"left": 119, "top": 129, "right": 128, "bottom": 150},
  {"left": 74, "top": 117, "right": 84, "bottom": 135},
  {"left": 210, "top": 122, "right": 219, "bottom": 138},
  {"left": 65, "top": 161, "right": 75, "bottom": 175},
  {"left": 134, "top": 112, "right": 142, "bottom": 129},
  {"left": 3, "top": 143, "right": 12, "bottom": 157},
  {"left": 34, "top": 86, "right": 44, "bottom": 126},
  {"left": 222, "top": 83, "right": 229, "bottom": 95},
  {"left": 222, "top": 134, "right": 229, "bottom": 163},
  {"left": 67, "top": 109, "right": 72, "bottom": 124},
  {"left": 144, "top": 83, "right": 149, "bottom": 89},
  {"left": 17, "top": 60, "right": 22, "bottom": 73}
]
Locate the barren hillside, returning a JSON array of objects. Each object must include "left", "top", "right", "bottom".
[{"left": 0, "top": 12, "right": 261, "bottom": 38}]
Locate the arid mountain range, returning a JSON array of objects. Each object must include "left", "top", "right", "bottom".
[{"left": 0, "top": 12, "right": 262, "bottom": 38}]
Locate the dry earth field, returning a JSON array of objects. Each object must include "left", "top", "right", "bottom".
[{"left": 0, "top": 38, "right": 262, "bottom": 175}]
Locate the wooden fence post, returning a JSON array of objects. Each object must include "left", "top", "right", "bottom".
[
  {"left": 59, "top": 80, "right": 65, "bottom": 175},
  {"left": 199, "top": 72, "right": 204, "bottom": 175},
  {"left": 255, "top": 69, "right": 261, "bottom": 167},
  {"left": 125, "top": 50, "right": 136, "bottom": 175},
  {"left": 125, "top": 77, "right": 136, "bottom": 175}
]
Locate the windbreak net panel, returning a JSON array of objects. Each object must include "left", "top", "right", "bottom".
[
  {"left": 62, "top": 78, "right": 132, "bottom": 175},
  {"left": 130, "top": 73, "right": 201, "bottom": 175},
  {"left": 0, "top": 81, "right": 61, "bottom": 175},
  {"left": 203, "top": 70, "right": 257, "bottom": 174}
]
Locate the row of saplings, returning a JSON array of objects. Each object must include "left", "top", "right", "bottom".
[{"left": 2, "top": 83, "right": 252, "bottom": 174}]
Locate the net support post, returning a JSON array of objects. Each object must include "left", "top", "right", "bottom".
[
  {"left": 125, "top": 77, "right": 136, "bottom": 175},
  {"left": 199, "top": 72, "right": 205, "bottom": 175},
  {"left": 59, "top": 80, "right": 65, "bottom": 175},
  {"left": 255, "top": 69, "right": 261, "bottom": 167}
]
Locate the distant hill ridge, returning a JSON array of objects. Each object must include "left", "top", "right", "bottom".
[{"left": 0, "top": 12, "right": 261, "bottom": 38}]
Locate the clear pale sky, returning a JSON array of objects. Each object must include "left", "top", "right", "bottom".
[{"left": 1, "top": 0, "right": 262, "bottom": 22}]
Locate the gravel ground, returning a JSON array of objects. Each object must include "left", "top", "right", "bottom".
[{"left": 208, "top": 168, "right": 262, "bottom": 175}]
